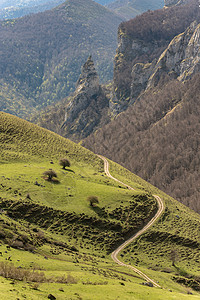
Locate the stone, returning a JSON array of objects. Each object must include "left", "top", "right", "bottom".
[
  {"left": 48, "top": 294, "right": 56, "bottom": 300},
  {"left": 130, "top": 21, "right": 200, "bottom": 99},
  {"left": 60, "top": 55, "right": 109, "bottom": 141}
]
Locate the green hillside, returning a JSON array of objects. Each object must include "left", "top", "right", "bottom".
[{"left": 0, "top": 112, "right": 200, "bottom": 299}]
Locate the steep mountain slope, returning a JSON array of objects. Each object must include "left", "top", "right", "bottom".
[
  {"left": 112, "top": 0, "right": 200, "bottom": 114},
  {"left": 0, "top": 0, "right": 123, "bottom": 118},
  {"left": 0, "top": 112, "right": 200, "bottom": 298},
  {"left": 83, "top": 1, "right": 200, "bottom": 214},
  {"left": 33, "top": 3, "right": 200, "bottom": 142},
  {"left": 0, "top": 0, "right": 65, "bottom": 19},
  {"left": 32, "top": 56, "right": 111, "bottom": 141},
  {"left": 83, "top": 74, "right": 200, "bottom": 214},
  {"left": 107, "top": 0, "right": 164, "bottom": 20},
  {"left": 130, "top": 20, "right": 200, "bottom": 99}
]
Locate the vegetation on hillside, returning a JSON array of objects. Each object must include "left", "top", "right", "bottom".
[
  {"left": 0, "top": 112, "right": 200, "bottom": 298},
  {"left": 0, "top": 0, "right": 123, "bottom": 118},
  {"left": 113, "top": 0, "right": 200, "bottom": 102},
  {"left": 83, "top": 74, "right": 200, "bottom": 214}
]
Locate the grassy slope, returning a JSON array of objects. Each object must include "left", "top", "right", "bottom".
[{"left": 0, "top": 112, "right": 200, "bottom": 299}]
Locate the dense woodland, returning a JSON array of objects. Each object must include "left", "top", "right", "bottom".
[
  {"left": 83, "top": 74, "right": 200, "bottom": 213},
  {"left": 0, "top": 0, "right": 122, "bottom": 118},
  {"left": 113, "top": 0, "right": 200, "bottom": 103}
]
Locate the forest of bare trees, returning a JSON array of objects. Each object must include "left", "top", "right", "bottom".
[{"left": 83, "top": 75, "right": 200, "bottom": 213}]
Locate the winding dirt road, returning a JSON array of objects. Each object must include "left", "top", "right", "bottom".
[{"left": 98, "top": 155, "right": 165, "bottom": 288}]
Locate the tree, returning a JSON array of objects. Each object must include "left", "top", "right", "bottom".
[
  {"left": 87, "top": 196, "right": 99, "bottom": 207},
  {"left": 170, "top": 249, "right": 179, "bottom": 267},
  {"left": 59, "top": 158, "right": 70, "bottom": 170},
  {"left": 43, "top": 169, "right": 57, "bottom": 181}
]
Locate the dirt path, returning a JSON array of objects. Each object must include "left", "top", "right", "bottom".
[{"left": 98, "top": 155, "right": 164, "bottom": 288}]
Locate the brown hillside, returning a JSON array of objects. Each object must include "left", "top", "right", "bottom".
[
  {"left": 83, "top": 75, "right": 200, "bottom": 213},
  {"left": 113, "top": 0, "right": 200, "bottom": 103}
]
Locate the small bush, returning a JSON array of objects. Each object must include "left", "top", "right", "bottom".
[
  {"left": 0, "top": 262, "right": 78, "bottom": 284},
  {"left": 55, "top": 274, "right": 77, "bottom": 284},
  {"left": 59, "top": 158, "right": 70, "bottom": 169},
  {"left": 87, "top": 196, "right": 99, "bottom": 207},
  {"left": 0, "top": 262, "right": 46, "bottom": 282},
  {"left": 43, "top": 169, "right": 58, "bottom": 181}
]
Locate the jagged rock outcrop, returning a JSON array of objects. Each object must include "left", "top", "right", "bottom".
[
  {"left": 130, "top": 21, "right": 200, "bottom": 100},
  {"left": 61, "top": 56, "right": 110, "bottom": 141},
  {"left": 111, "top": 26, "right": 162, "bottom": 115},
  {"left": 111, "top": 0, "right": 200, "bottom": 114}
]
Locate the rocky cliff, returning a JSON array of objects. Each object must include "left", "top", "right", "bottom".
[
  {"left": 61, "top": 56, "right": 110, "bottom": 141},
  {"left": 130, "top": 21, "right": 200, "bottom": 100},
  {"left": 112, "top": 0, "right": 200, "bottom": 112},
  {"left": 34, "top": 56, "right": 110, "bottom": 142}
]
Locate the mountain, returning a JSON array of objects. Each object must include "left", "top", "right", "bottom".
[
  {"left": 33, "top": 0, "right": 200, "bottom": 141},
  {"left": 107, "top": 0, "right": 164, "bottom": 20},
  {"left": 0, "top": 0, "right": 164, "bottom": 20},
  {"left": 32, "top": 56, "right": 111, "bottom": 142},
  {"left": 83, "top": 16, "right": 200, "bottom": 214},
  {"left": 0, "top": 0, "right": 65, "bottom": 19},
  {"left": 112, "top": 0, "right": 200, "bottom": 114},
  {"left": 83, "top": 73, "right": 200, "bottom": 214},
  {"left": 1, "top": 112, "right": 200, "bottom": 298},
  {"left": 82, "top": 0, "right": 200, "bottom": 214},
  {"left": 0, "top": 0, "right": 123, "bottom": 119},
  {"left": 130, "top": 20, "right": 200, "bottom": 99}
]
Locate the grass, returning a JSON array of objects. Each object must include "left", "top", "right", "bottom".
[{"left": 0, "top": 112, "right": 200, "bottom": 299}]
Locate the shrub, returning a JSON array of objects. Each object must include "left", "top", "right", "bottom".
[
  {"left": 87, "top": 196, "right": 99, "bottom": 207},
  {"left": 43, "top": 169, "right": 57, "bottom": 181},
  {"left": 59, "top": 158, "right": 70, "bottom": 169},
  {"left": 0, "top": 262, "right": 46, "bottom": 282}
]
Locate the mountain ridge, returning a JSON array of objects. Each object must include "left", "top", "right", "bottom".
[{"left": 0, "top": 0, "right": 123, "bottom": 118}]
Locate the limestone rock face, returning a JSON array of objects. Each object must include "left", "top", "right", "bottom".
[
  {"left": 112, "top": 26, "right": 160, "bottom": 115},
  {"left": 130, "top": 61, "right": 156, "bottom": 100},
  {"left": 61, "top": 56, "right": 109, "bottom": 141},
  {"left": 130, "top": 21, "right": 200, "bottom": 100}
]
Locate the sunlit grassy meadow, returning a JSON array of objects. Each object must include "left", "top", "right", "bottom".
[{"left": 0, "top": 112, "right": 200, "bottom": 299}]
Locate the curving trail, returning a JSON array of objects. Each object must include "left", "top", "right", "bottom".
[{"left": 98, "top": 155, "right": 165, "bottom": 288}]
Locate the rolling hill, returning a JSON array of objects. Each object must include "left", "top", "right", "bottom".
[
  {"left": 0, "top": 0, "right": 123, "bottom": 119},
  {"left": 0, "top": 112, "right": 200, "bottom": 298}
]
